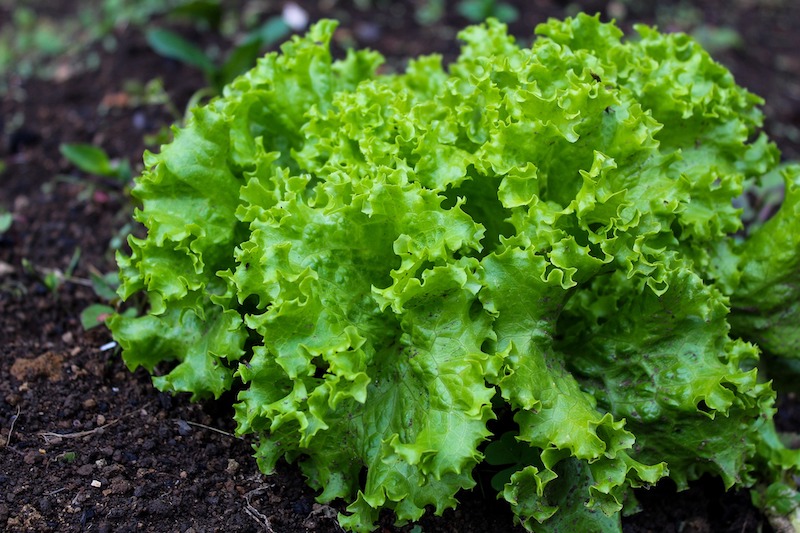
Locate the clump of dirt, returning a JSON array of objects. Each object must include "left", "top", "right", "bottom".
[{"left": 10, "top": 352, "right": 65, "bottom": 383}]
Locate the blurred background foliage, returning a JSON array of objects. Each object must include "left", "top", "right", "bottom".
[
  {"left": 0, "top": 0, "right": 756, "bottom": 85},
  {"left": 1, "top": 0, "right": 797, "bottom": 160}
]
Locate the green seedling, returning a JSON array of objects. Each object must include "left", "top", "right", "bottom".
[
  {"left": 168, "top": 0, "right": 222, "bottom": 30},
  {"left": 457, "top": 0, "right": 519, "bottom": 23},
  {"left": 81, "top": 270, "right": 136, "bottom": 330},
  {"left": 146, "top": 27, "right": 215, "bottom": 73},
  {"left": 80, "top": 304, "right": 116, "bottom": 330},
  {"left": 58, "top": 451, "right": 77, "bottom": 463},
  {"left": 691, "top": 24, "right": 744, "bottom": 54},
  {"left": 146, "top": 15, "right": 291, "bottom": 93},
  {"left": 91, "top": 271, "right": 121, "bottom": 301},
  {"left": 108, "top": 222, "right": 135, "bottom": 254},
  {"left": 59, "top": 143, "right": 131, "bottom": 183},
  {"left": 415, "top": 0, "right": 446, "bottom": 26},
  {"left": 22, "top": 247, "right": 81, "bottom": 295},
  {"left": 0, "top": 209, "right": 11, "bottom": 234}
]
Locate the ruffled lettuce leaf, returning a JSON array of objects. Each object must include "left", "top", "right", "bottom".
[{"left": 729, "top": 164, "right": 800, "bottom": 359}]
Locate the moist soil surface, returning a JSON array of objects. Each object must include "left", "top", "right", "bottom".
[{"left": 1, "top": 1, "right": 799, "bottom": 532}]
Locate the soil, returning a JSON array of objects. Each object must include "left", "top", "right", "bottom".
[{"left": 1, "top": 1, "right": 798, "bottom": 532}]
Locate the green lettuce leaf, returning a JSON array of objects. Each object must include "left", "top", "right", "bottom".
[{"left": 729, "top": 164, "right": 800, "bottom": 358}]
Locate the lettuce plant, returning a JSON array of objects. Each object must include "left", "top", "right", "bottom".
[{"left": 109, "top": 14, "right": 800, "bottom": 532}]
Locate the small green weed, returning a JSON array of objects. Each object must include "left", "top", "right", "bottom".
[
  {"left": 457, "top": 0, "right": 519, "bottom": 23},
  {"left": 146, "top": 14, "right": 291, "bottom": 93},
  {"left": 0, "top": 209, "right": 12, "bottom": 234},
  {"left": 59, "top": 143, "right": 131, "bottom": 183}
]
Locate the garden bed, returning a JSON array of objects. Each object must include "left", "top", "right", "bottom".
[{"left": 1, "top": 1, "right": 799, "bottom": 531}]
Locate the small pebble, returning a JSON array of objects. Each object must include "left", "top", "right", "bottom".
[
  {"left": 282, "top": 2, "right": 308, "bottom": 31},
  {"left": 132, "top": 111, "right": 147, "bottom": 131},
  {"left": 176, "top": 420, "right": 193, "bottom": 436},
  {"left": 355, "top": 22, "right": 381, "bottom": 43},
  {"left": 39, "top": 496, "right": 52, "bottom": 513}
]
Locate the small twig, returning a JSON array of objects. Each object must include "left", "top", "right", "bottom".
[
  {"left": 38, "top": 419, "right": 121, "bottom": 443},
  {"left": 64, "top": 276, "right": 93, "bottom": 288},
  {"left": 243, "top": 485, "right": 275, "bottom": 532},
  {"left": 70, "top": 490, "right": 84, "bottom": 507},
  {"left": 307, "top": 504, "right": 346, "bottom": 532},
  {"left": 181, "top": 420, "right": 241, "bottom": 439},
  {"left": 37, "top": 401, "right": 153, "bottom": 444},
  {"left": 46, "top": 487, "right": 68, "bottom": 497},
  {"left": 5, "top": 405, "right": 21, "bottom": 447},
  {"left": 4, "top": 445, "right": 24, "bottom": 456}
]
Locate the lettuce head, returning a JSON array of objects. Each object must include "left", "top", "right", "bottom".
[{"left": 109, "top": 14, "right": 800, "bottom": 532}]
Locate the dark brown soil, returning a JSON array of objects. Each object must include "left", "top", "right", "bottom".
[{"left": 1, "top": 1, "right": 798, "bottom": 532}]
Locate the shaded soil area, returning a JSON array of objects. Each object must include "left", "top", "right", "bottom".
[{"left": 1, "top": 1, "right": 798, "bottom": 531}]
